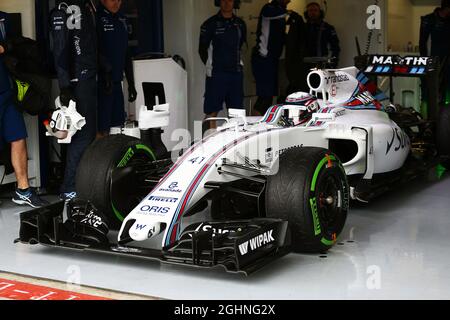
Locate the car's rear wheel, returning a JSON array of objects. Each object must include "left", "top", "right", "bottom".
[
  {"left": 437, "top": 104, "right": 450, "bottom": 169},
  {"left": 265, "top": 147, "right": 349, "bottom": 253},
  {"left": 76, "top": 135, "right": 156, "bottom": 230}
]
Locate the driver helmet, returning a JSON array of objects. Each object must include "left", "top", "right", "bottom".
[{"left": 286, "top": 92, "right": 320, "bottom": 114}]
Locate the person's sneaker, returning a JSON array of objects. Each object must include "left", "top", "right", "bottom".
[
  {"left": 60, "top": 192, "right": 77, "bottom": 201},
  {"left": 12, "top": 189, "right": 49, "bottom": 208}
]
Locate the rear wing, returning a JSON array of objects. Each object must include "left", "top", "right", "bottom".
[
  {"left": 355, "top": 55, "right": 439, "bottom": 77},
  {"left": 354, "top": 54, "right": 440, "bottom": 122}
]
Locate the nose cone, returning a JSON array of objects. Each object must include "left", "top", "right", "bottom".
[
  {"left": 129, "top": 222, "right": 153, "bottom": 242},
  {"left": 128, "top": 222, "right": 161, "bottom": 242}
]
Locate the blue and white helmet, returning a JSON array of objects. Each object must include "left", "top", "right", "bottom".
[{"left": 286, "top": 92, "right": 319, "bottom": 113}]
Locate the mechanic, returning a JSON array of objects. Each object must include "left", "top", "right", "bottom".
[
  {"left": 420, "top": 0, "right": 450, "bottom": 104},
  {"left": 285, "top": 9, "right": 307, "bottom": 95},
  {"left": 251, "top": 0, "right": 292, "bottom": 116},
  {"left": 0, "top": 11, "right": 47, "bottom": 208},
  {"left": 96, "top": 0, "right": 137, "bottom": 139},
  {"left": 199, "top": 0, "right": 247, "bottom": 130},
  {"left": 50, "top": 0, "right": 98, "bottom": 201},
  {"left": 303, "top": 2, "right": 340, "bottom": 67}
]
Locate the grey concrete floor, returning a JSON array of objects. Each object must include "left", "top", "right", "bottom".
[{"left": 1, "top": 175, "right": 450, "bottom": 300}]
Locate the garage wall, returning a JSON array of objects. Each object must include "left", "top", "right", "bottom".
[
  {"left": 324, "top": 0, "right": 387, "bottom": 66},
  {"left": 0, "top": 0, "right": 36, "bottom": 39},
  {"left": 388, "top": 0, "right": 439, "bottom": 52},
  {"left": 289, "top": 0, "right": 308, "bottom": 12},
  {"left": 387, "top": 0, "right": 414, "bottom": 51},
  {"left": 163, "top": 0, "right": 214, "bottom": 132}
]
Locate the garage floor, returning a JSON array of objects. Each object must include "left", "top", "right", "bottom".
[{"left": 1, "top": 175, "right": 450, "bottom": 300}]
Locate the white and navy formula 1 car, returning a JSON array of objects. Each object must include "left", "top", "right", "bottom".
[{"left": 17, "top": 55, "right": 450, "bottom": 275}]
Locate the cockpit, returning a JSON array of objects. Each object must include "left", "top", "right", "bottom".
[{"left": 258, "top": 92, "right": 321, "bottom": 128}]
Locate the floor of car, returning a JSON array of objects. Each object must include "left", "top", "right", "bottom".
[{"left": 1, "top": 175, "right": 450, "bottom": 300}]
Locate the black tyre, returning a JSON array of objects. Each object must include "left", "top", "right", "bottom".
[
  {"left": 76, "top": 135, "right": 156, "bottom": 230},
  {"left": 437, "top": 105, "right": 450, "bottom": 169},
  {"left": 265, "top": 147, "right": 349, "bottom": 253}
]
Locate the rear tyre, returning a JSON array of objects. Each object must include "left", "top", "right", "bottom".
[
  {"left": 76, "top": 135, "right": 156, "bottom": 230},
  {"left": 437, "top": 105, "right": 450, "bottom": 169},
  {"left": 265, "top": 147, "right": 349, "bottom": 253}
]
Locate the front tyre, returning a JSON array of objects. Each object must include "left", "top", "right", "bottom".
[
  {"left": 265, "top": 147, "right": 349, "bottom": 253},
  {"left": 76, "top": 135, "right": 156, "bottom": 230}
]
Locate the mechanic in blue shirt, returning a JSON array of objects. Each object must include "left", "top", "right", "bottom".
[
  {"left": 96, "top": 0, "right": 137, "bottom": 139},
  {"left": 199, "top": 0, "right": 247, "bottom": 130},
  {"left": 50, "top": 0, "right": 98, "bottom": 200},
  {"left": 420, "top": 0, "right": 450, "bottom": 103},
  {"left": 251, "top": 0, "right": 291, "bottom": 116},
  {"left": 0, "top": 11, "right": 47, "bottom": 208},
  {"left": 304, "top": 2, "right": 340, "bottom": 66}
]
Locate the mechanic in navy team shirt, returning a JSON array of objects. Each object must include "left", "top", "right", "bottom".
[
  {"left": 420, "top": 0, "right": 450, "bottom": 104},
  {"left": 199, "top": 0, "right": 247, "bottom": 130},
  {"left": 304, "top": 2, "right": 340, "bottom": 66},
  {"left": 251, "top": 0, "right": 292, "bottom": 116},
  {"left": 295, "top": 2, "right": 340, "bottom": 94},
  {"left": 96, "top": 0, "right": 137, "bottom": 139},
  {"left": 50, "top": 0, "right": 98, "bottom": 201},
  {"left": 0, "top": 11, "right": 47, "bottom": 208}
]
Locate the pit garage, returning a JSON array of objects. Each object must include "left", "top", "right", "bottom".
[{"left": 0, "top": 0, "right": 450, "bottom": 301}]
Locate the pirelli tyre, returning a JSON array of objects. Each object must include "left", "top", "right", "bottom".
[
  {"left": 265, "top": 147, "right": 349, "bottom": 253},
  {"left": 76, "top": 135, "right": 156, "bottom": 230},
  {"left": 437, "top": 105, "right": 450, "bottom": 169}
]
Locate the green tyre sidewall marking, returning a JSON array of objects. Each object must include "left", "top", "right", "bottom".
[
  {"left": 309, "top": 154, "right": 343, "bottom": 247},
  {"left": 310, "top": 197, "right": 321, "bottom": 236},
  {"left": 136, "top": 144, "right": 157, "bottom": 161},
  {"left": 321, "top": 238, "right": 335, "bottom": 246},
  {"left": 112, "top": 144, "right": 156, "bottom": 223},
  {"left": 310, "top": 156, "right": 336, "bottom": 193}
]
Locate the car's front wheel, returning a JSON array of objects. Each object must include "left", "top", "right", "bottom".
[
  {"left": 265, "top": 147, "right": 349, "bottom": 253},
  {"left": 76, "top": 135, "right": 156, "bottom": 230}
]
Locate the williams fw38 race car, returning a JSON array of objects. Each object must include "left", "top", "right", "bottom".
[{"left": 17, "top": 55, "right": 450, "bottom": 275}]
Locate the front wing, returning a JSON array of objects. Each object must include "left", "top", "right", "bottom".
[{"left": 16, "top": 201, "right": 291, "bottom": 276}]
